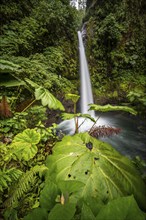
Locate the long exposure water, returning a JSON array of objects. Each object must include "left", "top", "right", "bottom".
[
  {"left": 57, "top": 112, "right": 146, "bottom": 161},
  {"left": 57, "top": 31, "right": 146, "bottom": 162},
  {"left": 77, "top": 31, "right": 95, "bottom": 117}
]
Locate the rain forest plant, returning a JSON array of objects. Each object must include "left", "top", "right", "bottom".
[
  {"left": 65, "top": 93, "right": 80, "bottom": 114},
  {"left": 0, "top": 73, "right": 65, "bottom": 115},
  {"left": 89, "top": 125, "right": 121, "bottom": 138},
  {"left": 88, "top": 104, "right": 137, "bottom": 115},
  {"left": 24, "top": 78, "right": 65, "bottom": 111},
  {"left": 10, "top": 129, "right": 40, "bottom": 161},
  {"left": 61, "top": 112, "right": 96, "bottom": 134},
  {"left": 88, "top": 103, "right": 137, "bottom": 136},
  {"left": 0, "top": 78, "right": 65, "bottom": 141},
  {"left": 25, "top": 106, "right": 47, "bottom": 129},
  {"left": 4, "top": 165, "right": 48, "bottom": 208},
  {"left": 0, "top": 112, "right": 28, "bottom": 137},
  {"left": 0, "top": 128, "right": 49, "bottom": 217},
  {"left": 127, "top": 89, "right": 146, "bottom": 113},
  {"left": 3, "top": 165, "right": 48, "bottom": 220},
  {"left": 62, "top": 93, "right": 96, "bottom": 133},
  {"left": 0, "top": 0, "right": 145, "bottom": 219},
  {"left": 61, "top": 99, "right": 137, "bottom": 136},
  {"left": 0, "top": 96, "right": 12, "bottom": 118},
  {"left": 23, "top": 133, "right": 146, "bottom": 220},
  {"left": 0, "top": 168, "right": 22, "bottom": 193},
  {"left": 1, "top": 98, "right": 140, "bottom": 218},
  {"left": 35, "top": 122, "right": 58, "bottom": 143},
  {"left": 0, "top": 86, "right": 65, "bottom": 218},
  {"left": 0, "top": 60, "right": 20, "bottom": 73}
]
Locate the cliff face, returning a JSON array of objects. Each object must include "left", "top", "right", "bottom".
[{"left": 84, "top": 0, "right": 146, "bottom": 106}]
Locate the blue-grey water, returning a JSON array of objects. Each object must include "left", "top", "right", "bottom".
[
  {"left": 98, "top": 112, "right": 146, "bottom": 161},
  {"left": 57, "top": 112, "right": 146, "bottom": 161},
  {"left": 57, "top": 31, "right": 146, "bottom": 162}
]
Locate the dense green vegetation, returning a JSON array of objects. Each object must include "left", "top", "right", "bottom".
[
  {"left": 85, "top": 0, "right": 146, "bottom": 112},
  {"left": 0, "top": 0, "right": 146, "bottom": 219},
  {"left": 0, "top": 0, "right": 81, "bottom": 101}
]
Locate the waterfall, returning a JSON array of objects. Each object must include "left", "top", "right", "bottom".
[
  {"left": 57, "top": 33, "right": 146, "bottom": 162},
  {"left": 78, "top": 31, "right": 95, "bottom": 117},
  {"left": 57, "top": 31, "right": 106, "bottom": 134}
]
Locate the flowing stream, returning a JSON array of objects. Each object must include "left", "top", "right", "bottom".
[{"left": 57, "top": 31, "right": 146, "bottom": 161}]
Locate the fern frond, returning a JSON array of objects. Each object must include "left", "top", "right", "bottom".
[
  {"left": 4, "top": 165, "right": 48, "bottom": 208},
  {"left": 0, "top": 168, "right": 23, "bottom": 192},
  {"left": 6, "top": 168, "right": 22, "bottom": 181},
  {"left": 0, "top": 59, "right": 20, "bottom": 73}
]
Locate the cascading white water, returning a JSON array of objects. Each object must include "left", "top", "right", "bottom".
[
  {"left": 57, "top": 32, "right": 146, "bottom": 161},
  {"left": 57, "top": 31, "right": 105, "bottom": 134},
  {"left": 78, "top": 31, "right": 95, "bottom": 117}
]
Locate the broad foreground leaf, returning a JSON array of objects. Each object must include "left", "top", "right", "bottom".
[
  {"left": 48, "top": 203, "right": 76, "bottom": 220},
  {"left": 46, "top": 133, "right": 146, "bottom": 211},
  {"left": 81, "top": 203, "right": 96, "bottom": 220},
  {"left": 35, "top": 86, "right": 65, "bottom": 111},
  {"left": 96, "top": 195, "right": 145, "bottom": 220},
  {"left": 24, "top": 208, "right": 48, "bottom": 220},
  {"left": 40, "top": 181, "right": 58, "bottom": 210}
]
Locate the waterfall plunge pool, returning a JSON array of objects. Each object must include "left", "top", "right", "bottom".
[
  {"left": 57, "top": 31, "right": 146, "bottom": 163},
  {"left": 57, "top": 112, "right": 146, "bottom": 161}
]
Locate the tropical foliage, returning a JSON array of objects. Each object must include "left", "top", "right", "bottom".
[
  {"left": 89, "top": 103, "right": 137, "bottom": 115},
  {"left": 0, "top": 0, "right": 81, "bottom": 105},
  {"left": 23, "top": 133, "right": 146, "bottom": 219},
  {"left": 0, "top": 0, "right": 146, "bottom": 219},
  {"left": 85, "top": 0, "right": 146, "bottom": 112}
]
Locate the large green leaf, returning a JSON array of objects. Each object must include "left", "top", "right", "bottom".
[
  {"left": 24, "top": 208, "right": 48, "bottom": 220},
  {"left": 25, "top": 79, "right": 65, "bottom": 111},
  {"left": 35, "top": 87, "right": 65, "bottom": 111},
  {"left": 47, "top": 203, "right": 76, "bottom": 220},
  {"left": 89, "top": 104, "right": 137, "bottom": 115},
  {"left": 96, "top": 195, "right": 145, "bottom": 220},
  {"left": 45, "top": 133, "right": 146, "bottom": 211},
  {"left": 61, "top": 113, "right": 96, "bottom": 122},
  {"left": 0, "top": 60, "right": 24, "bottom": 87},
  {"left": 11, "top": 129, "right": 40, "bottom": 161},
  {"left": 40, "top": 181, "right": 58, "bottom": 210},
  {"left": 24, "top": 78, "right": 39, "bottom": 88},
  {"left": 81, "top": 203, "right": 96, "bottom": 220},
  {"left": 58, "top": 180, "right": 85, "bottom": 195},
  {"left": 65, "top": 93, "right": 80, "bottom": 103},
  {"left": 0, "top": 78, "right": 25, "bottom": 87},
  {"left": 58, "top": 180, "right": 85, "bottom": 204}
]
